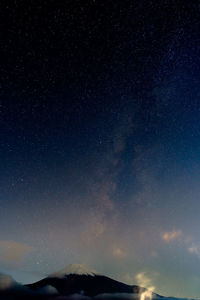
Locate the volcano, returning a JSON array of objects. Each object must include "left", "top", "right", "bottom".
[{"left": 26, "top": 263, "right": 158, "bottom": 298}]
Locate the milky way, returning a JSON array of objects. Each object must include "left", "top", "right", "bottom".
[{"left": 0, "top": 1, "right": 200, "bottom": 298}]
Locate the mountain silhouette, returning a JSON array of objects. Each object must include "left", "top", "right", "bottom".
[{"left": 26, "top": 263, "right": 158, "bottom": 298}]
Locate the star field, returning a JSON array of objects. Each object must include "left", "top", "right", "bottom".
[{"left": 0, "top": 1, "right": 200, "bottom": 298}]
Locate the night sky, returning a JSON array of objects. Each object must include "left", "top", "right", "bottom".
[{"left": 0, "top": 0, "right": 200, "bottom": 298}]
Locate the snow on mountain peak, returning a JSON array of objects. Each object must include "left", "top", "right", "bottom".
[{"left": 49, "top": 263, "right": 97, "bottom": 278}]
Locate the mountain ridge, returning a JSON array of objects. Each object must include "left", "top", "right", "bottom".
[{"left": 26, "top": 264, "right": 156, "bottom": 298}]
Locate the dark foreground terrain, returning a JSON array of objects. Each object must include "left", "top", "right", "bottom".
[{"left": 0, "top": 265, "right": 193, "bottom": 300}]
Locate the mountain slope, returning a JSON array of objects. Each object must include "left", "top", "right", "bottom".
[{"left": 27, "top": 264, "right": 148, "bottom": 297}]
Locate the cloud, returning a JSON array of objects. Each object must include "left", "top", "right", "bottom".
[
  {"left": 94, "top": 293, "right": 142, "bottom": 299},
  {"left": 112, "top": 247, "right": 127, "bottom": 259},
  {"left": 0, "top": 273, "right": 16, "bottom": 290},
  {"left": 135, "top": 272, "right": 156, "bottom": 300},
  {"left": 188, "top": 245, "right": 200, "bottom": 257},
  {"left": 38, "top": 285, "right": 59, "bottom": 295},
  {"left": 0, "top": 273, "right": 59, "bottom": 299},
  {"left": 136, "top": 272, "right": 153, "bottom": 288},
  {"left": 0, "top": 273, "right": 31, "bottom": 295},
  {"left": 162, "top": 230, "right": 182, "bottom": 243},
  {"left": 0, "top": 240, "right": 34, "bottom": 264}
]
